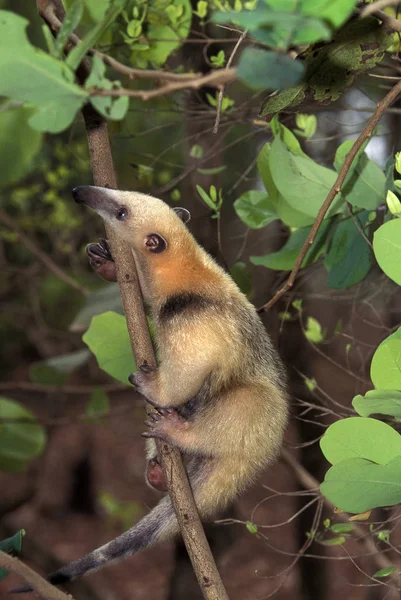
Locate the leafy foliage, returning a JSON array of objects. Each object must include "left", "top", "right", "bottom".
[
  {"left": 0, "top": 530, "right": 25, "bottom": 580},
  {"left": 0, "top": 398, "right": 46, "bottom": 472},
  {"left": 83, "top": 311, "right": 135, "bottom": 384}
]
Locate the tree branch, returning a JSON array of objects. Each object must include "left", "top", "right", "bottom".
[
  {"left": 371, "top": 8, "right": 401, "bottom": 32},
  {"left": 282, "top": 449, "right": 396, "bottom": 572},
  {"left": 0, "top": 550, "right": 72, "bottom": 600},
  {"left": 37, "top": 2, "right": 230, "bottom": 599},
  {"left": 261, "top": 77, "right": 401, "bottom": 311},
  {"left": 213, "top": 29, "right": 247, "bottom": 134},
  {"left": 89, "top": 68, "right": 237, "bottom": 101},
  {"left": 38, "top": 1, "right": 236, "bottom": 87},
  {"left": 0, "top": 210, "right": 89, "bottom": 297},
  {"left": 360, "top": 0, "right": 401, "bottom": 18}
]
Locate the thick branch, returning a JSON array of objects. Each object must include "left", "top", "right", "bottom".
[
  {"left": 262, "top": 77, "right": 401, "bottom": 311},
  {"left": 0, "top": 550, "right": 72, "bottom": 600},
  {"left": 37, "top": 2, "right": 229, "bottom": 599}
]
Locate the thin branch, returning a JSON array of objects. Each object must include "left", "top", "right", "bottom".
[
  {"left": 38, "top": 2, "right": 235, "bottom": 84},
  {"left": 37, "top": 2, "right": 230, "bottom": 599},
  {"left": 213, "top": 29, "right": 247, "bottom": 134},
  {"left": 282, "top": 449, "right": 395, "bottom": 572},
  {"left": 0, "top": 380, "right": 126, "bottom": 395},
  {"left": 0, "top": 210, "right": 89, "bottom": 296},
  {"left": 360, "top": 0, "right": 401, "bottom": 18},
  {"left": 370, "top": 9, "right": 401, "bottom": 32},
  {"left": 262, "top": 77, "right": 401, "bottom": 311},
  {"left": 89, "top": 68, "right": 237, "bottom": 102},
  {"left": 0, "top": 550, "right": 72, "bottom": 600}
]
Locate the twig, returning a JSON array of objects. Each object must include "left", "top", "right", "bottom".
[
  {"left": 282, "top": 449, "right": 395, "bottom": 572},
  {"left": 89, "top": 68, "right": 236, "bottom": 101},
  {"left": 371, "top": 9, "right": 401, "bottom": 32},
  {"left": 0, "top": 380, "right": 126, "bottom": 394},
  {"left": 37, "top": 2, "right": 230, "bottom": 599},
  {"left": 0, "top": 550, "right": 72, "bottom": 600},
  {"left": 213, "top": 29, "right": 247, "bottom": 134},
  {"left": 0, "top": 210, "right": 89, "bottom": 296},
  {"left": 360, "top": 0, "right": 401, "bottom": 18},
  {"left": 262, "top": 77, "right": 401, "bottom": 311},
  {"left": 38, "top": 2, "right": 236, "bottom": 86}
]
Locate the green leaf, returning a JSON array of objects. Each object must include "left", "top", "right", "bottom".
[
  {"left": 130, "top": 0, "right": 191, "bottom": 68},
  {"left": 260, "top": 18, "right": 390, "bottom": 119},
  {"left": 373, "top": 219, "right": 401, "bottom": 286},
  {"left": 0, "top": 530, "right": 25, "bottom": 580},
  {"left": 270, "top": 117, "right": 306, "bottom": 156},
  {"left": 330, "top": 523, "right": 354, "bottom": 534},
  {"left": 0, "top": 397, "right": 46, "bottom": 472},
  {"left": 55, "top": 0, "right": 83, "bottom": 58},
  {"left": 246, "top": 521, "right": 258, "bottom": 534},
  {"left": 295, "top": 113, "right": 316, "bottom": 138},
  {"left": 67, "top": 0, "right": 126, "bottom": 70},
  {"left": 269, "top": 138, "right": 344, "bottom": 220},
  {"left": 190, "top": 144, "right": 204, "bottom": 159},
  {"left": 70, "top": 284, "right": 123, "bottom": 333},
  {"left": 230, "top": 262, "right": 252, "bottom": 298},
  {"left": 234, "top": 191, "right": 278, "bottom": 229},
  {"left": 386, "top": 190, "right": 401, "bottom": 215},
  {"left": 395, "top": 151, "right": 401, "bottom": 175},
  {"left": 334, "top": 142, "right": 385, "bottom": 211},
  {"left": 237, "top": 49, "right": 304, "bottom": 91},
  {"left": 196, "top": 184, "right": 217, "bottom": 211},
  {"left": 324, "top": 214, "right": 372, "bottom": 289},
  {"left": 305, "top": 316, "right": 324, "bottom": 343},
  {"left": 86, "top": 388, "right": 110, "bottom": 418},
  {"left": 320, "top": 456, "right": 401, "bottom": 513},
  {"left": 251, "top": 219, "right": 331, "bottom": 271},
  {"left": 0, "top": 106, "right": 42, "bottom": 188},
  {"left": 82, "top": 311, "right": 135, "bottom": 384},
  {"left": 320, "top": 417, "right": 401, "bottom": 466},
  {"left": 84, "top": 0, "right": 111, "bottom": 20},
  {"left": 373, "top": 566, "right": 397, "bottom": 578},
  {"left": 301, "top": 0, "right": 357, "bottom": 28},
  {"left": 85, "top": 54, "right": 129, "bottom": 120},
  {"left": 371, "top": 338, "right": 401, "bottom": 390},
  {"left": 0, "top": 10, "right": 87, "bottom": 133},
  {"left": 353, "top": 389, "right": 401, "bottom": 418},
  {"left": 197, "top": 166, "right": 227, "bottom": 175},
  {"left": 321, "top": 536, "right": 346, "bottom": 546}
]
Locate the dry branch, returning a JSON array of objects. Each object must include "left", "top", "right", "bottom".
[
  {"left": 262, "top": 77, "right": 401, "bottom": 311},
  {"left": 0, "top": 210, "right": 88, "bottom": 296},
  {"left": 0, "top": 550, "right": 72, "bottom": 600},
  {"left": 282, "top": 449, "right": 396, "bottom": 572},
  {"left": 36, "top": 2, "right": 230, "bottom": 599}
]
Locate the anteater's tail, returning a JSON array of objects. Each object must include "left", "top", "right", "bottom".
[{"left": 11, "top": 495, "right": 176, "bottom": 593}]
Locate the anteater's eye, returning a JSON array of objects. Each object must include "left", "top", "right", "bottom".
[
  {"left": 116, "top": 207, "right": 128, "bottom": 221},
  {"left": 145, "top": 233, "right": 167, "bottom": 254}
]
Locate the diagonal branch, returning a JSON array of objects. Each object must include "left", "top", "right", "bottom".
[
  {"left": 36, "top": 2, "right": 229, "bottom": 599},
  {"left": 261, "top": 77, "right": 401, "bottom": 311},
  {"left": 0, "top": 550, "right": 72, "bottom": 600}
]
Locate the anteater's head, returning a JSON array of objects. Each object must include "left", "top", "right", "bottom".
[{"left": 73, "top": 186, "right": 191, "bottom": 258}]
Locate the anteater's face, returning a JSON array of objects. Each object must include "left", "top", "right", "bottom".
[{"left": 73, "top": 186, "right": 190, "bottom": 257}]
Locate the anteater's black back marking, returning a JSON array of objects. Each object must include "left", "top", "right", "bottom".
[{"left": 159, "top": 292, "right": 215, "bottom": 320}]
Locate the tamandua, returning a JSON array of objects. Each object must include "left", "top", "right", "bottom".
[{"left": 14, "top": 186, "right": 288, "bottom": 591}]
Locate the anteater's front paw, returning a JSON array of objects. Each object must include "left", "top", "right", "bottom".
[
  {"left": 128, "top": 363, "right": 158, "bottom": 398},
  {"left": 142, "top": 408, "right": 188, "bottom": 442},
  {"left": 86, "top": 239, "right": 116, "bottom": 282}
]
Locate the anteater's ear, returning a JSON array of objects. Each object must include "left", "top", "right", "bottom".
[{"left": 173, "top": 207, "right": 191, "bottom": 224}]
